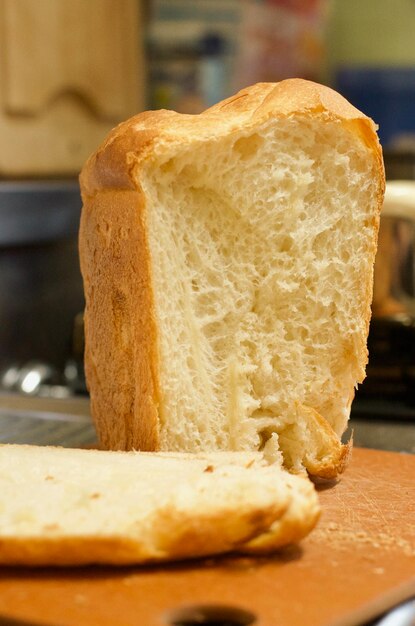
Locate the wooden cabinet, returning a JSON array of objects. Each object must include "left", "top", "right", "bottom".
[{"left": 0, "top": 0, "right": 145, "bottom": 176}]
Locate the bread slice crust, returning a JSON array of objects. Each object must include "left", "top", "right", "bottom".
[
  {"left": 0, "top": 445, "right": 319, "bottom": 566},
  {"left": 79, "top": 79, "right": 384, "bottom": 472}
]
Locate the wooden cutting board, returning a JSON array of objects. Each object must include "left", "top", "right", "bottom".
[{"left": 0, "top": 447, "right": 413, "bottom": 626}]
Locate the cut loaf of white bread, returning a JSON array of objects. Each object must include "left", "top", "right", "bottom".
[
  {"left": 0, "top": 444, "right": 319, "bottom": 566},
  {"left": 80, "top": 79, "right": 384, "bottom": 478}
]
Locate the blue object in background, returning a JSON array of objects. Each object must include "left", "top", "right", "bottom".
[
  {"left": 199, "top": 33, "right": 227, "bottom": 107},
  {"left": 336, "top": 68, "right": 415, "bottom": 147}
]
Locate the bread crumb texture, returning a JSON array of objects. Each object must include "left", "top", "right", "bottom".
[{"left": 143, "top": 116, "right": 380, "bottom": 469}]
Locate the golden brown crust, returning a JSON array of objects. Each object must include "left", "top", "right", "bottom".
[
  {"left": 300, "top": 404, "right": 353, "bottom": 480},
  {"left": 0, "top": 536, "right": 150, "bottom": 566},
  {"left": 307, "top": 439, "right": 353, "bottom": 481},
  {"left": 80, "top": 79, "right": 384, "bottom": 197},
  {"left": 0, "top": 482, "right": 313, "bottom": 566},
  {"left": 79, "top": 190, "right": 159, "bottom": 450},
  {"left": 0, "top": 502, "right": 283, "bottom": 566},
  {"left": 153, "top": 498, "right": 288, "bottom": 561},
  {"left": 79, "top": 78, "right": 384, "bottom": 456}
]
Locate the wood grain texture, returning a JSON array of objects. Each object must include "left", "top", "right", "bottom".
[
  {"left": 0, "top": 0, "right": 145, "bottom": 175},
  {"left": 0, "top": 448, "right": 413, "bottom": 626}
]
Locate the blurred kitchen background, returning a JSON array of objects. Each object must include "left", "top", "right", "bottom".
[{"left": 1, "top": 0, "right": 415, "bottom": 452}]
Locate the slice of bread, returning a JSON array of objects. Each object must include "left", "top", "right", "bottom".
[
  {"left": 0, "top": 444, "right": 319, "bottom": 565},
  {"left": 79, "top": 79, "right": 384, "bottom": 478}
]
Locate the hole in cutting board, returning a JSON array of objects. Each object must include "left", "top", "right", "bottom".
[{"left": 167, "top": 603, "right": 256, "bottom": 626}]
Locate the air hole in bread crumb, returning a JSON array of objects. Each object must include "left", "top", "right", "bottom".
[
  {"left": 279, "top": 235, "right": 294, "bottom": 253},
  {"left": 160, "top": 159, "right": 174, "bottom": 174},
  {"left": 337, "top": 180, "right": 348, "bottom": 194},
  {"left": 234, "top": 134, "right": 264, "bottom": 160},
  {"left": 284, "top": 329, "right": 296, "bottom": 342}
]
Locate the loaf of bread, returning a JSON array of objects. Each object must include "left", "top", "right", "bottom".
[
  {"left": 79, "top": 79, "right": 384, "bottom": 478},
  {"left": 0, "top": 444, "right": 319, "bottom": 565}
]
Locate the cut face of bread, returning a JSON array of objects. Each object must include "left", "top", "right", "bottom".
[
  {"left": 80, "top": 80, "right": 384, "bottom": 476},
  {"left": 143, "top": 116, "right": 378, "bottom": 458},
  {"left": 0, "top": 445, "right": 319, "bottom": 566}
]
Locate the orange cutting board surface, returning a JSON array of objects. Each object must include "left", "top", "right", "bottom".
[{"left": 0, "top": 447, "right": 414, "bottom": 626}]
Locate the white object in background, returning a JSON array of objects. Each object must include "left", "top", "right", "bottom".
[
  {"left": 375, "top": 600, "right": 415, "bottom": 626},
  {"left": 383, "top": 180, "right": 415, "bottom": 219}
]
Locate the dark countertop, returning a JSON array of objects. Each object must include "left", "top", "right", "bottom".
[
  {"left": 0, "top": 391, "right": 414, "bottom": 453},
  {"left": 0, "top": 392, "right": 97, "bottom": 448}
]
